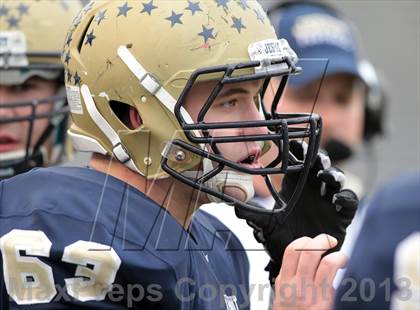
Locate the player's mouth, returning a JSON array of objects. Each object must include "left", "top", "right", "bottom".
[
  {"left": 236, "top": 149, "right": 261, "bottom": 169},
  {"left": 0, "top": 134, "right": 20, "bottom": 153}
]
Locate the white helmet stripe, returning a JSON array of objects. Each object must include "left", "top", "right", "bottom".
[{"left": 117, "top": 46, "right": 195, "bottom": 126}]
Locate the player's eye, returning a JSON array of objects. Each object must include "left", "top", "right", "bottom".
[
  {"left": 10, "top": 81, "right": 37, "bottom": 93},
  {"left": 333, "top": 89, "right": 353, "bottom": 107},
  {"left": 219, "top": 99, "right": 238, "bottom": 109},
  {"left": 296, "top": 90, "right": 317, "bottom": 103}
]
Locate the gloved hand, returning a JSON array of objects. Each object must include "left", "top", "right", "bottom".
[{"left": 235, "top": 141, "right": 359, "bottom": 284}]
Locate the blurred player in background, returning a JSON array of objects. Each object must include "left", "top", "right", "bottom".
[
  {"left": 254, "top": 0, "right": 387, "bottom": 201},
  {"left": 334, "top": 172, "right": 420, "bottom": 309},
  {"left": 0, "top": 0, "right": 82, "bottom": 179}
]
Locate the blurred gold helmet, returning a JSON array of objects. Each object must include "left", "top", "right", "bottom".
[
  {"left": 64, "top": 0, "right": 322, "bottom": 213},
  {"left": 0, "top": 0, "right": 82, "bottom": 179},
  {"left": 0, "top": 0, "right": 82, "bottom": 83}
]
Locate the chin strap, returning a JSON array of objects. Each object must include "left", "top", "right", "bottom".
[{"left": 202, "top": 158, "right": 255, "bottom": 203}]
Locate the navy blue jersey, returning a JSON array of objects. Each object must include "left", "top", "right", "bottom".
[
  {"left": 334, "top": 173, "right": 420, "bottom": 310},
  {"left": 0, "top": 166, "right": 250, "bottom": 309}
]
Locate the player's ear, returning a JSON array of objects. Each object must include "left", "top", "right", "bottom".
[
  {"left": 110, "top": 101, "right": 142, "bottom": 129},
  {"left": 129, "top": 106, "right": 143, "bottom": 129}
]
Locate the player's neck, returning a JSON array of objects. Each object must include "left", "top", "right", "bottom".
[{"left": 89, "top": 153, "right": 202, "bottom": 229}]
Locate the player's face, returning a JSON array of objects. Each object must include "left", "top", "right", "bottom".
[
  {"left": 184, "top": 79, "right": 267, "bottom": 200},
  {"left": 266, "top": 73, "right": 365, "bottom": 151},
  {"left": 0, "top": 77, "right": 57, "bottom": 154}
]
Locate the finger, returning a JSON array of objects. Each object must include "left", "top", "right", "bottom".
[
  {"left": 333, "top": 189, "right": 359, "bottom": 213},
  {"left": 295, "top": 234, "right": 338, "bottom": 280},
  {"left": 317, "top": 167, "right": 345, "bottom": 190},
  {"left": 314, "top": 252, "right": 348, "bottom": 287},
  {"left": 314, "top": 149, "right": 332, "bottom": 170},
  {"left": 277, "top": 236, "right": 312, "bottom": 282}
]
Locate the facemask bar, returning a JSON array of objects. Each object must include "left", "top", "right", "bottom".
[
  {"left": 161, "top": 116, "right": 321, "bottom": 214},
  {"left": 177, "top": 61, "right": 303, "bottom": 167},
  {"left": 0, "top": 94, "right": 68, "bottom": 178},
  {"left": 173, "top": 58, "right": 321, "bottom": 174},
  {"left": 161, "top": 58, "right": 322, "bottom": 214},
  {"left": 161, "top": 117, "right": 320, "bottom": 215}
]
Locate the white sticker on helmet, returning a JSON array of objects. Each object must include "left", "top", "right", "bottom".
[
  {"left": 65, "top": 85, "right": 83, "bottom": 114},
  {"left": 0, "top": 31, "right": 28, "bottom": 67},
  {"left": 248, "top": 38, "right": 298, "bottom": 73}
]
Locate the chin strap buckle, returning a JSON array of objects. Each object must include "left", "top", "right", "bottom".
[{"left": 113, "top": 143, "right": 130, "bottom": 164}]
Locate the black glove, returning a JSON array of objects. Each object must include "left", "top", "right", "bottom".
[{"left": 235, "top": 141, "right": 359, "bottom": 285}]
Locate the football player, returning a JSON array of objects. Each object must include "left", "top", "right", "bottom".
[
  {"left": 1, "top": 1, "right": 347, "bottom": 309},
  {"left": 0, "top": 0, "right": 82, "bottom": 180}
]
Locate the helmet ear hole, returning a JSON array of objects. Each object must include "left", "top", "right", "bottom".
[{"left": 109, "top": 101, "right": 141, "bottom": 130}]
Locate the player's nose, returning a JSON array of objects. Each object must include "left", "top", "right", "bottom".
[{"left": 242, "top": 102, "right": 268, "bottom": 135}]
